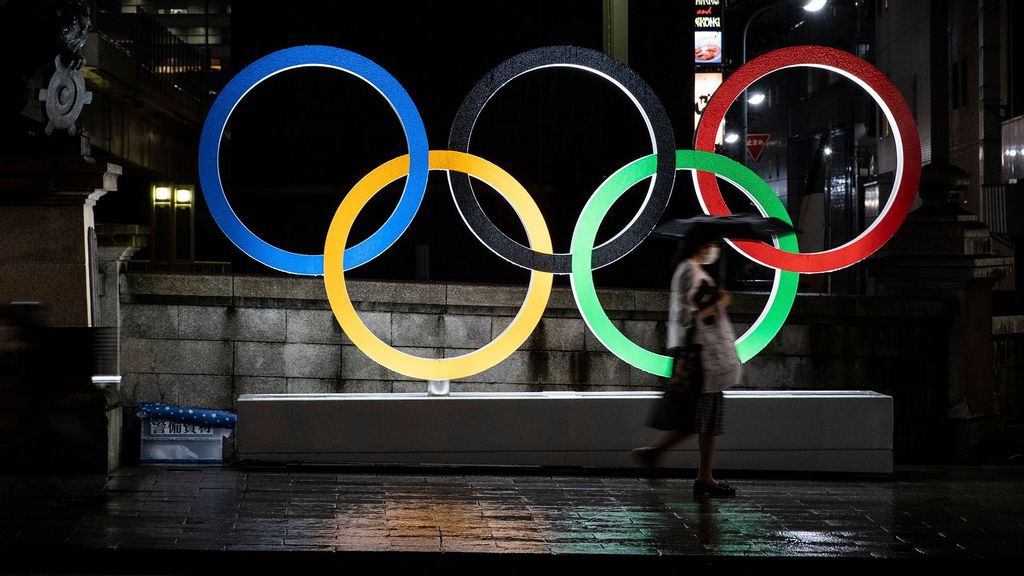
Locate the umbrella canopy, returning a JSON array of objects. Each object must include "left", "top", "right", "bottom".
[{"left": 652, "top": 213, "right": 796, "bottom": 244}]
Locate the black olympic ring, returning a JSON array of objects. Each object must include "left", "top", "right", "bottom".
[{"left": 447, "top": 45, "right": 677, "bottom": 274}]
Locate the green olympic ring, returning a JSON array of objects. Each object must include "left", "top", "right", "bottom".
[{"left": 570, "top": 150, "right": 800, "bottom": 376}]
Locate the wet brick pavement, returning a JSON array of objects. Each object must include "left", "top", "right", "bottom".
[{"left": 1, "top": 464, "right": 1022, "bottom": 573}]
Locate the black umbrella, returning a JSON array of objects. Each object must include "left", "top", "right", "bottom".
[{"left": 651, "top": 213, "right": 796, "bottom": 244}]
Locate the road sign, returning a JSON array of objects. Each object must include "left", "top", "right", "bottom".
[{"left": 747, "top": 133, "right": 770, "bottom": 162}]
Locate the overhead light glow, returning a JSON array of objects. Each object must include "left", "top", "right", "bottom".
[
  {"left": 154, "top": 187, "right": 172, "bottom": 202},
  {"left": 804, "top": 0, "right": 827, "bottom": 12},
  {"left": 823, "top": 146, "right": 833, "bottom": 156},
  {"left": 724, "top": 132, "right": 740, "bottom": 144},
  {"left": 175, "top": 188, "right": 193, "bottom": 204},
  {"left": 747, "top": 92, "right": 766, "bottom": 105}
]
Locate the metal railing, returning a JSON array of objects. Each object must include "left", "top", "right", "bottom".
[
  {"left": 94, "top": 11, "right": 207, "bottom": 103},
  {"left": 981, "top": 184, "right": 1009, "bottom": 235}
]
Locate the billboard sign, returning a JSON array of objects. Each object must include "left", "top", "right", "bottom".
[{"left": 694, "top": 0, "right": 723, "bottom": 66}]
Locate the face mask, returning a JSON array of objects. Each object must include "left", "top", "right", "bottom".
[{"left": 700, "top": 244, "right": 720, "bottom": 265}]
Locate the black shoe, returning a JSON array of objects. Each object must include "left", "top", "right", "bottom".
[
  {"left": 693, "top": 479, "right": 736, "bottom": 497},
  {"left": 630, "top": 447, "right": 658, "bottom": 470}
]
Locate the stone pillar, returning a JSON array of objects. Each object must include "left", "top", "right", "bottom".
[
  {"left": 0, "top": 156, "right": 121, "bottom": 326},
  {"left": 95, "top": 224, "right": 147, "bottom": 375},
  {"left": 871, "top": 161, "right": 1013, "bottom": 462},
  {"left": 0, "top": 156, "right": 123, "bottom": 473}
]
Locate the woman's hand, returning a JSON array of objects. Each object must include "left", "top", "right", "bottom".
[
  {"left": 717, "top": 290, "right": 732, "bottom": 309},
  {"left": 696, "top": 290, "right": 730, "bottom": 320}
]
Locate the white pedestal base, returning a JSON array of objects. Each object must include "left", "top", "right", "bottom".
[{"left": 237, "top": 390, "right": 892, "bottom": 474}]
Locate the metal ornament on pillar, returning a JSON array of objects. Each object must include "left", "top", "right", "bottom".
[{"left": 38, "top": 56, "right": 93, "bottom": 136}]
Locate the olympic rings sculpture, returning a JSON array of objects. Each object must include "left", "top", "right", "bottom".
[{"left": 198, "top": 44, "right": 921, "bottom": 381}]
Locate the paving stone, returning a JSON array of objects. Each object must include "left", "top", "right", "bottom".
[{"left": 2, "top": 465, "right": 1023, "bottom": 566}]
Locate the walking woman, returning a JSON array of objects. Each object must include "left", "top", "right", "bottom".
[{"left": 633, "top": 235, "right": 741, "bottom": 497}]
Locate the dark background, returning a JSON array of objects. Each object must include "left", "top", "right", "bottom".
[{"left": 206, "top": 0, "right": 702, "bottom": 287}]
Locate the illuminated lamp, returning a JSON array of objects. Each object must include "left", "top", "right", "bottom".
[{"left": 153, "top": 186, "right": 172, "bottom": 203}]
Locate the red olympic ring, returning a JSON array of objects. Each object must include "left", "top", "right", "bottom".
[{"left": 694, "top": 46, "right": 921, "bottom": 274}]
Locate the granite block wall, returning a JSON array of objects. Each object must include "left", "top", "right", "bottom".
[
  {"left": 117, "top": 272, "right": 969, "bottom": 462},
  {"left": 120, "top": 273, "right": 674, "bottom": 406},
  {"left": 119, "top": 273, "right": 950, "bottom": 411}
]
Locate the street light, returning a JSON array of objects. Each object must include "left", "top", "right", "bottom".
[
  {"left": 174, "top": 188, "right": 193, "bottom": 205},
  {"left": 153, "top": 186, "right": 172, "bottom": 203},
  {"left": 150, "top": 182, "right": 195, "bottom": 265},
  {"left": 740, "top": 0, "right": 828, "bottom": 162}
]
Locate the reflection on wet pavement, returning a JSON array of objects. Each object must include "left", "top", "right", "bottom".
[{"left": 1, "top": 465, "right": 1021, "bottom": 566}]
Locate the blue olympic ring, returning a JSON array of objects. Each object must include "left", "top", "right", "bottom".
[{"left": 198, "top": 45, "right": 430, "bottom": 275}]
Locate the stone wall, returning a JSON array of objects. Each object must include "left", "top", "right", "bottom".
[
  {"left": 119, "top": 272, "right": 959, "bottom": 461},
  {"left": 120, "top": 273, "right": 671, "bottom": 405}
]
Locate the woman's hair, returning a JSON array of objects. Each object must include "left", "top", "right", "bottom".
[{"left": 671, "top": 238, "right": 715, "bottom": 267}]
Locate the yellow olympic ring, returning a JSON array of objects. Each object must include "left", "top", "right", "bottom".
[{"left": 323, "top": 151, "right": 554, "bottom": 381}]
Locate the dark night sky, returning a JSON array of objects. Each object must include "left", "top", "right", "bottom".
[{"left": 208, "top": 0, "right": 698, "bottom": 287}]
